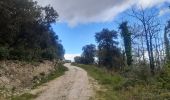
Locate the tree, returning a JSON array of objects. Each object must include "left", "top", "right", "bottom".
[
  {"left": 81, "top": 44, "right": 96, "bottom": 64},
  {"left": 42, "top": 5, "right": 58, "bottom": 26},
  {"left": 165, "top": 21, "right": 170, "bottom": 62},
  {"left": 95, "top": 29, "right": 122, "bottom": 69},
  {"left": 119, "top": 21, "right": 132, "bottom": 66},
  {"left": 0, "top": 0, "right": 65, "bottom": 61},
  {"left": 74, "top": 56, "right": 83, "bottom": 64},
  {"left": 129, "top": 8, "right": 161, "bottom": 74}
]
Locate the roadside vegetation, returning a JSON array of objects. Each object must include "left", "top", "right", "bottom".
[
  {"left": 73, "top": 64, "right": 170, "bottom": 100},
  {"left": 32, "top": 63, "right": 68, "bottom": 88},
  {"left": 11, "top": 93, "right": 37, "bottom": 100}
]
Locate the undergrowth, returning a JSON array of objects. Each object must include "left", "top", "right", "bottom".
[{"left": 73, "top": 63, "right": 170, "bottom": 100}]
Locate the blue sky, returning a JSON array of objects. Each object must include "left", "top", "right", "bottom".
[
  {"left": 52, "top": 21, "right": 118, "bottom": 54},
  {"left": 35, "top": 0, "right": 170, "bottom": 60}
]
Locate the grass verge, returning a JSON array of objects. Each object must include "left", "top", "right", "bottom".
[
  {"left": 73, "top": 63, "right": 170, "bottom": 100},
  {"left": 72, "top": 63, "right": 125, "bottom": 100},
  {"left": 11, "top": 93, "right": 37, "bottom": 100},
  {"left": 33, "top": 63, "right": 68, "bottom": 88}
]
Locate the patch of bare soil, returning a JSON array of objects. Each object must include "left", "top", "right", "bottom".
[{"left": 0, "top": 60, "right": 57, "bottom": 98}]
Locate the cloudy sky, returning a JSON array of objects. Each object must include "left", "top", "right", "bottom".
[{"left": 35, "top": 0, "right": 170, "bottom": 61}]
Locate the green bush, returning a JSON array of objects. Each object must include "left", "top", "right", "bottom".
[
  {"left": 9, "top": 49, "right": 31, "bottom": 60},
  {"left": 41, "top": 48, "right": 57, "bottom": 60},
  {"left": 0, "top": 47, "right": 9, "bottom": 60},
  {"left": 156, "top": 67, "right": 170, "bottom": 89},
  {"left": 123, "top": 63, "right": 151, "bottom": 84},
  {"left": 0, "top": 47, "right": 62, "bottom": 61}
]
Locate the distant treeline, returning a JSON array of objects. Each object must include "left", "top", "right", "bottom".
[
  {"left": 74, "top": 29, "right": 124, "bottom": 70},
  {"left": 0, "top": 0, "right": 65, "bottom": 61}
]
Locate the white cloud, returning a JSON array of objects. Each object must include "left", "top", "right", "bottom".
[
  {"left": 136, "top": 0, "right": 169, "bottom": 8},
  {"left": 159, "top": 8, "right": 170, "bottom": 16},
  {"left": 64, "top": 54, "right": 80, "bottom": 61},
  {"left": 35, "top": 0, "right": 170, "bottom": 26}
]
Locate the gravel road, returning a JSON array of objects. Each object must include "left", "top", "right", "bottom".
[{"left": 33, "top": 63, "right": 93, "bottom": 100}]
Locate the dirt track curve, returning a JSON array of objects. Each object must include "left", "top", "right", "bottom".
[{"left": 33, "top": 63, "right": 93, "bottom": 100}]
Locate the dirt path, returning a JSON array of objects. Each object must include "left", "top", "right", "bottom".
[{"left": 32, "top": 63, "right": 93, "bottom": 100}]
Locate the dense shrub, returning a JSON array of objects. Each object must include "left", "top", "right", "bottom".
[
  {"left": 9, "top": 49, "right": 32, "bottom": 60},
  {"left": 0, "top": 47, "right": 9, "bottom": 60},
  {"left": 41, "top": 48, "right": 57, "bottom": 60},
  {"left": 156, "top": 67, "right": 170, "bottom": 89}
]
